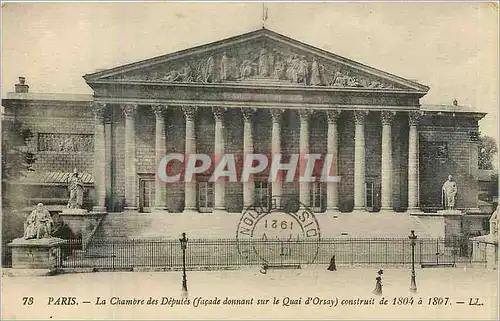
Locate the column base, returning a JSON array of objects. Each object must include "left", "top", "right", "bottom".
[
  {"left": 406, "top": 207, "right": 423, "bottom": 214},
  {"left": 184, "top": 206, "right": 197, "bottom": 211},
  {"left": 325, "top": 208, "right": 341, "bottom": 217},
  {"left": 212, "top": 209, "right": 228, "bottom": 215},
  {"left": 92, "top": 206, "right": 107, "bottom": 213},
  {"left": 380, "top": 207, "right": 395, "bottom": 212},
  {"left": 152, "top": 206, "right": 169, "bottom": 213},
  {"left": 123, "top": 206, "right": 138, "bottom": 212}
]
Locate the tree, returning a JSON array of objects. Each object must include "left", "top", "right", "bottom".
[
  {"left": 2, "top": 118, "right": 35, "bottom": 180},
  {"left": 1, "top": 118, "right": 36, "bottom": 266},
  {"left": 478, "top": 135, "right": 498, "bottom": 170}
]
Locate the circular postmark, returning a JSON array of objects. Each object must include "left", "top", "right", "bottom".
[{"left": 236, "top": 196, "right": 321, "bottom": 265}]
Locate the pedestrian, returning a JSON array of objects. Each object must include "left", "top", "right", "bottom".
[
  {"left": 327, "top": 255, "right": 337, "bottom": 271},
  {"left": 372, "top": 269, "right": 383, "bottom": 295}
]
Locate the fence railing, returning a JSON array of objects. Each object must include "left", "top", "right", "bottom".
[{"left": 57, "top": 236, "right": 487, "bottom": 269}]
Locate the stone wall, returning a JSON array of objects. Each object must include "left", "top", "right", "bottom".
[
  {"left": 419, "top": 115, "right": 480, "bottom": 211},
  {"left": 4, "top": 99, "right": 481, "bottom": 214},
  {"left": 14, "top": 103, "right": 94, "bottom": 174}
]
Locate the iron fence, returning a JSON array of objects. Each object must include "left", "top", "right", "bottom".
[{"left": 57, "top": 236, "right": 487, "bottom": 269}]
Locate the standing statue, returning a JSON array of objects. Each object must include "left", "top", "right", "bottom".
[
  {"left": 220, "top": 52, "right": 229, "bottom": 81},
  {"left": 298, "top": 56, "right": 309, "bottom": 85},
  {"left": 258, "top": 47, "right": 269, "bottom": 77},
  {"left": 67, "top": 168, "right": 85, "bottom": 209},
  {"left": 441, "top": 175, "right": 458, "bottom": 210},
  {"left": 24, "top": 203, "right": 54, "bottom": 239},
  {"left": 205, "top": 56, "right": 215, "bottom": 83},
  {"left": 273, "top": 53, "right": 285, "bottom": 80},
  {"left": 268, "top": 49, "right": 276, "bottom": 76},
  {"left": 310, "top": 58, "right": 322, "bottom": 86},
  {"left": 490, "top": 205, "right": 498, "bottom": 240}
]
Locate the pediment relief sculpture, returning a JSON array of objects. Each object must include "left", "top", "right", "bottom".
[{"left": 118, "top": 44, "right": 399, "bottom": 89}]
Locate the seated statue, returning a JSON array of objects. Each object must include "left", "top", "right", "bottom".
[{"left": 24, "top": 203, "right": 54, "bottom": 240}]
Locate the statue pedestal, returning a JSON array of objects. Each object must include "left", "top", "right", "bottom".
[
  {"left": 59, "top": 208, "right": 106, "bottom": 248},
  {"left": 436, "top": 209, "right": 463, "bottom": 216},
  {"left": 411, "top": 210, "right": 464, "bottom": 239},
  {"left": 8, "top": 237, "right": 66, "bottom": 269}
]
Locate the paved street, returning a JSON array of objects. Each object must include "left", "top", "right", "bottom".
[{"left": 2, "top": 266, "right": 498, "bottom": 320}]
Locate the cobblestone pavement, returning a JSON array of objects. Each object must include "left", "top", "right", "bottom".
[{"left": 2, "top": 266, "right": 498, "bottom": 320}]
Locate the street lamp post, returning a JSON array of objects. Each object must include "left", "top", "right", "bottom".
[
  {"left": 409, "top": 230, "right": 418, "bottom": 293},
  {"left": 180, "top": 232, "right": 188, "bottom": 293}
]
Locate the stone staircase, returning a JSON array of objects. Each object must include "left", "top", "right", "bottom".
[
  {"left": 61, "top": 211, "right": 442, "bottom": 268},
  {"left": 91, "top": 211, "right": 433, "bottom": 240}
]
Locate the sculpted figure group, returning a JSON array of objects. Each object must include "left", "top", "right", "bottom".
[
  {"left": 151, "top": 45, "right": 394, "bottom": 89},
  {"left": 23, "top": 169, "right": 86, "bottom": 240}
]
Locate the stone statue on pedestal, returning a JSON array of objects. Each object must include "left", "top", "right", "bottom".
[
  {"left": 490, "top": 205, "right": 498, "bottom": 241},
  {"left": 24, "top": 203, "right": 53, "bottom": 239},
  {"left": 441, "top": 175, "right": 457, "bottom": 210},
  {"left": 67, "top": 168, "right": 84, "bottom": 209}
]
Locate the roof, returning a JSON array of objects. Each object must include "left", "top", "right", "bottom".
[
  {"left": 3, "top": 92, "right": 93, "bottom": 102},
  {"left": 421, "top": 104, "right": 487, "bottom": 116},
  {"left": 84, "top": 28, "right": 430, "bottom": 93},
  {"left": 16, "top": 171, "right": 94, "bottom": 185}
]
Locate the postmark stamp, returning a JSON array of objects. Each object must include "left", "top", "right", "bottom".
[{"left": 236, "top": 195, "right": 321, "bottom": 265}]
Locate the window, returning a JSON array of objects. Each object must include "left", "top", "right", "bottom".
[
  {"left": 310, "top": 182, "right": 324, "bottom": 212},
  {"left": 139, "top": 177, "right": 155, "bottom": 212},
  {"left": 254, "top": 181, "right": 271, "bottom": 209},
  {"left": 365, "top": 182, "right": 374, "bottom": 212},
  {"left": 198, "top": 182, "right": 214, "bottom": 212}
]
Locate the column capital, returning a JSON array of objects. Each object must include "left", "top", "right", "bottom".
[
  {"left": 408, "top": 111, "right": 424, "bottom": 126},
  {"left": 381, "top": 111, "right": 396, "bottom": 125},
  {"left": 212, "top": 107, "right": 226, "bottom": 121},
  {"left": 353, "top": 110, "right": 369, "bottom": 124},
  {"left": 270, "top": 109, "right": 285, "bottom": 123},
  {"left": 326, "top": 109, "right": 341, "bottom": 124},
  {"left": 121, "top": 104, "right": 137, "bottom": 118},
  {"left": 92, "top": 102, "right": 106, "bottom": 120},
  {"left": 182, "top": 105, "right": 197, "bottom": 121},
  {"left": 298, "top": 109, "right": 312, "bottom": 122},
  {"left": 241, "top": 107, "right": 256, "bottom": 122},
  {"left": 151, "top": 104, "right": 167, "bottom": 118}
]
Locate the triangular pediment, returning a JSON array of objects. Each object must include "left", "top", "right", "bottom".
[{"left": 84, "top": 28, "right": 429, "bottom": 92}]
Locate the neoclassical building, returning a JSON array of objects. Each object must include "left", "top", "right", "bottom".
[{"left": 3, "top": 28, "right": 485, "bottom": 216}]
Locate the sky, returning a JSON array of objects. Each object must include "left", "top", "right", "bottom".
[{"left": 1, "top": 2, "right": 498, "bottom": 139}]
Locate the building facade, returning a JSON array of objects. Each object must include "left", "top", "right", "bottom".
[{"left": 3, "top": 28, "right": 486, "bottom": 215}]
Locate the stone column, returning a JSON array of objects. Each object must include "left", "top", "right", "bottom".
[
  {"left": 92, "top": 102, "right": 107, "bottom": 212},
  {"left": 121, "top": 104, "right": 138, "bottom": 211},
  {"left": 299, "top": 110, "right": 311, "bottom": 208},
  {"left": 242, "top": 108, "right": 255, "bottom": 208},
  {"left": 353, "top": 110, "right": 368, "bottom": 211},
  {"left": 326, "top": 110, "right": 341, "bottom": 212},
  {"left": 213, "top": 107, "right": 226, "bottom": 211},
  {"left": 183, "top": 106, "right": 197, "bottom": 211},
  {"left": 408, "top": 111, "right": 421, "bottom": 211},
  {"left": 152, "top": 104, "right": 168, "bottom": 211},
  {"left": 270, "top": 109, "right": 284, "bottom": 205},
  {"left": 381, "top": 111, "right": 396, "bottom": 211}
]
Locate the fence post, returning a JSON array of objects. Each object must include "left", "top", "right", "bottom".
[
  {"left": 436, "top": 239, "right": 439, "bottom": 265},
  {"left": 350, "top": 239, "right": 354, "bottom": 265},
  {"left": 419, "top": 240, "right": 422, "bottom": 265}
]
